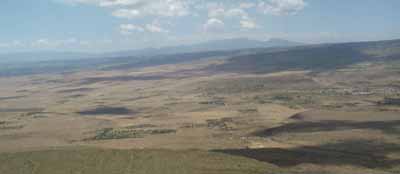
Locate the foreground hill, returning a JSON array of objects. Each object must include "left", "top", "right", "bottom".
[{"left": 0, "top": 148, "right": 279, "bottom": 174}]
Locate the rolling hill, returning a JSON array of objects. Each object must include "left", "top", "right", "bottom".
[{"left": 216, "top": 39, "right": 400, "bottom": 73}]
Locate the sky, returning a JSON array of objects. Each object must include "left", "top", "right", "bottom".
[{"left": 0, "top": 0, "right": 399, "bottom": 53}]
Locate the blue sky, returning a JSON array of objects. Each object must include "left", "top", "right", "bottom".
[{"left": 0, "top": 0, "right": 399, "bottom": 53}]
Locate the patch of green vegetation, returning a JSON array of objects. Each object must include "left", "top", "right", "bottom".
[
  {"left": 199, "top": 100, "right": 225, "bottom": 106},
  {"left": 32, "top": 115, "right": 48, "bottom": 119},
  {"left": 125, "top": 124, "right": 157, "bottom": 129},
  {"left": 0, "top": 125, "right": 24, "bottom": 130},
  {"left": 255, "top": 93, "right": 315, "bottom": 109},
  {"left": 180, "top": 123, "right": 208, "bottom": 129},
  {"left": 0, "top": 148, "right": 277, "bottom": 174},
  {"left": 271, "top": 94, "right": 293, "bottom": 101},
  {"left": 0, "top": 95, "right": 26, "bottom": 101},
  {"left": 385, "top": 60, "right": 400, "bottom": 70},
  {"left": 238, "top": 108, "right": 258, "bottom": 113},
  {"left": 206, "top": 118, "right": 235, "bottom": 130},
  {"left": 91, "top": 127, "right": 176, "bottom": 140},
  {"left": 0, "top": 121, "right": 24, "bottom": 130}
]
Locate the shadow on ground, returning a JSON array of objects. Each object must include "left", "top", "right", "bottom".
[
  {"left": 77, "top": 106, "right": 137, "bottom": 116},
  {"left": 214, "top": 140, "right": 400, "bottom": 169},
  {"left": 253, "top": 120, "right": 400, "bottom": 137}
]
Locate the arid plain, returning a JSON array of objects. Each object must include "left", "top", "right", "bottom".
[{"left": 1, "top": 40, "right": 400, "bottom": 174}]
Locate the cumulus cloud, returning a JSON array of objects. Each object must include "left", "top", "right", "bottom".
[
  {"left": 239, "top": 2, "right": 256, "bottom": 9},
  {"left": 203, "top": 18, "right": 224, "bottom": 32},
  {"left": 208, "top": 7, "right": 225, "bottom": 18},
  {"left": 66, "top": 0, "right": 307, "bottom": 18},
  {"left": 206, "top": 5, "right": 257, "bottom": 30},
  {"left": 258, "top": 0, "right": 307, "bottom": 16},
  {"left": 240, "top": 20, "right": 257, "bottom": 29},
  {"left": 74, "top": 0, "right": 191, "bottom": 18},
  {"left": 145, "top": 23, "right": 169, "bottom": 33},
  {"left": 120, "top": 22, "right": 169, "bottom": 34},
  {"left": 112, "top": 9, "right": 140, "bottom": 18},
  {"left": 61, "top": 0, "right": 308, "bottom": 37},
  {"left": 225, "top": 8, "right": 249, "bottom": 19},
  {"left": 61, "top": 0, "right": 103, "bottom": 5},
  {"left": 99, "top": 0, "right": 141, "bottom": 7},
  {"left": 119, "top": 24, "right": 145, "bottom": 34},
  {"left": 207, "top": 4, "right": 249, "bottom": 19}
]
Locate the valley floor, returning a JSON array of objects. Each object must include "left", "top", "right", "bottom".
[{"left": 1, "top": 59, "right": 400, "bottom": 174}]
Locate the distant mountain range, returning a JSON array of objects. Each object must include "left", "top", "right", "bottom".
[
  {"left": 106, "top": 38, "right": 303, "bottom": 57},
  {"left": 0, "top": 51, "right": 96, "bottom": 64},
  {"left": 0, "top": 38, "right": 302, "bottom": 64},
  {"left": 1, "top": 38, "right": 400, "bottom": 77}
]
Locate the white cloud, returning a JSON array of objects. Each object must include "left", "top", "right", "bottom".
[
  {"left": 240, "top": 20, "right": 257, "bottom": 29},
  {"left": 30, "top": 38, "right": 110, "bottom": 48},
  {"left": 207, "top": 4, "right": 249, "bottom": 19},
  {"left": 120, "top": 22, "right": 168, "bottom": 34},
  {"left": 119, "top": 24, "right": 145, "bottom": 34},
  {"left": 112, "top": 9, "right": 140, "bottom": 18},
  {"left": 99, "top": 0, "right": 141, "bottom": 7},
  {"left": 204, "top": 18, "right": 224, "bottom": 32},
  {"left": 95, "top": 0, "right": 191, "bottom": 18},
  {"left": 61, "top": 0, "right": 103, "bottom": 5},
  {"left": 207, "top": 5, "right": 256, "bottom": 30},
  {"left": 239, "top": 2, "right": 256, "bottom": 9},
  {"left": 225, "top": 8, "right": 249, "bottom": 19},
  {"left": 208, "top": 7, "right": 225, "bottom": 18},
  {"left": 65, "top": 0, "right": 307, "bottom": 18},
  {"left": 120, "top": 24, "right": 145, "bottom": 31},
  {"left": 32, "top": 39, "right": 52, "bottom": 47},
  {"left": 59, "top": 0, "right": 309, "bottom": 41},
  {"left": 145, "top": 23, "right": 169, "bottom": 33},
  {"left": 258, "top": 0, "right": 307, "bottom": 16}
]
